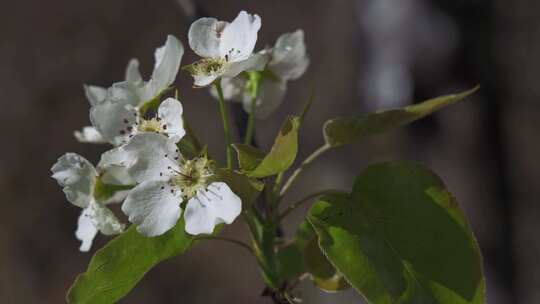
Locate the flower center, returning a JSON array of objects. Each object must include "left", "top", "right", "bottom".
[
  {"left": 170, "top": 157, "right": 212, "bottom": 199},
  {"left": 192, "top": 58, "right": 227, "bottom": 76},
  {"left": 138, "top": 117, "right": 164, "bottom": 133}
]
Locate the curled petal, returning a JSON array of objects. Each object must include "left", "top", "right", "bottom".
[
  {"left": 143, "top": 35, "right": 184, "bottom": 101},
  {"left": 242, "top": 79, "right": 287, "bottom": 119},
  {"left": 125, "top": 58, "right": 143, "bottom": 84},
  {"left": 158, "top": 98, "right": 186, "bottom": 142},
  {"left": 210, "top": 77, "right": 246, "bottom": 101},
  {"left": 269, "top": 30, "right": 309, "bottom": 80},
  {"left": 51, "top": 153, "right": 97, "bottom": 208},
  {"left": 188, "top": 17, "right": 226, "bottom": 58},
  {"left": 222, "top": 53, "right": 269, "bottom": 79},
  {"left": 193, "top": 73, "right": 219, "bottom": 88},
  {"left": 184, "top": 182, "right": 241, "bottom": 235},
  {"left": 76, "top": 208, "right": 98, "bottom": 252},
  {"left": 73, "top": 126, "right": 107, "bottom": 144},
  {"left": 122, "top": 180, "right": 183, "bottom": 237},
  {"left": 219, "top": 11, "right": 261, "bottom": 61},
  {"left": 87, "top": 200, "right": 125, "bottom": 235},
  {"left": 84, "top": 85, "right": 107, "bottom": 106}
]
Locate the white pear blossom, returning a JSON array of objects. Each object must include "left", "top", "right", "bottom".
[
  {"left": 187, "top": 11, "right": 269, "bottom": 87},
  {"left": 214, "top": 30, "right": 309, "bottom": 118},
  {"left": 76, "top": 35, "right": 184, "bottom": 145},
  {"left": 91, "top": 97, "right": 186, "bottom": 145},
  {"left": 104, "top": 133, "right": 242, "bottom": 236},
  {"left": 51, "top": 153, "right": 125, "bottom": 251}
]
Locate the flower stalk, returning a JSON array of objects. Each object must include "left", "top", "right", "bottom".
[{"left": 214, "top": 80, "right": 235, "bottom": 169}]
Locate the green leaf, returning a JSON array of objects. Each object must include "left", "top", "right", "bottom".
[
  {"left": 247, "top": 116, "right": 301, "bottom": 178},
  {"left": 308, "top": 161, "right": 485, "bottom": 304},
  {"left": 67, "top": 219, "right": 194, "bottom": 304},
  {"left": 232, "top": 144, "right": 266, "bottom": 172},
  {"left": 323, "top": 86, "right": 479, "bottom": 147}
]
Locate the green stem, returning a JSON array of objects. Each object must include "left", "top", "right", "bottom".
[
  {"left": 244, "top": 94, "right": 258, "bottom": 145},
  {"left": 279, "top": 143, "right": 332, "bottom": 196},
  {"left": 278, "top": 189, "right": 342, "bottom": 221},
  {"left": 196, "top": 236, "right": 254, "bottom": 255},
  {"left": 244, "top": 72, "right": 261, "bottom": 145},
  {"left": 214, "top": 80, "right": 234, "bottom": 169}
]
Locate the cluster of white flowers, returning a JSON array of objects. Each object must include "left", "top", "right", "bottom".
[{"left": 51, "top": 11, "right": 309, "bottom": 251}]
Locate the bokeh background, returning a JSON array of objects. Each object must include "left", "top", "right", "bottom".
[{"left": 1, "top": 0, "right": 538, "bottom": 303}]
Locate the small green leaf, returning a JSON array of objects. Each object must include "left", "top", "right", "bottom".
[
  {"left": 67, "top": 219, "right": 194, "bottom": 304},
  {"left": 232, "top": 144, "right": 266, "bottom": 172},
  {"left": 247, "top": 116, "right": 301, "bottom": 178},
  {"left": 308, "top": 161, "right": 485, "bottom": 304},
  {"left": 323, "top": 86, "right": 479, "bottom": 147}
]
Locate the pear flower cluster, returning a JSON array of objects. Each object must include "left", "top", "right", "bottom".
[{"left": 51, "top": 11, "right": 309, "bottom": 251}]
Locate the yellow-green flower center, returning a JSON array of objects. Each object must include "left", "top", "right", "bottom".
[
  {"left": 170, "top": 157, "right": 212, "bottom": 199},
  {"left": 192, "top": 58, "right": 227, "bottom": 75},
  {"left": 138, "top": 118, "right": 164, "bottom": 133}
]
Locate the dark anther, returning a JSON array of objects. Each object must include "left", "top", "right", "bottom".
[{"left": 119, "top": 130, "right": 125, "bottom": 135}]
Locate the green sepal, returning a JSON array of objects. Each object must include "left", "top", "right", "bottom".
[{"left": 93, "top": 178, "right": 132, "bottom": 202}]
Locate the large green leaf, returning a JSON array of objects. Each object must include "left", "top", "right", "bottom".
[
  {"left": 247, "top": 116, "right": 301, "bottom": 178},
  {"left": 308, "top": 161, "right": 485, "bottom": 304},
  {"left": 67, "top": 219, "right": 194, "bottom": 304},
  {"left": 323, "top": 87, "right": 479, "bottom": 147}
]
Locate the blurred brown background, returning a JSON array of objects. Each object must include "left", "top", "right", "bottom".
[{"left": 1, "top": 0, "right": 538, "bottom": 303}]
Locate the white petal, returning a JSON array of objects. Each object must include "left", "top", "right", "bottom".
[
  {"left": 242, "top": 79, "right": 287, "bottom": 119},
  {"left": 125, "top": 58, "right": 143, "bottom": 84},
  {"left": 76, "top": 208, "right": 98, "bottom": 252},
  {"left": 188, "top": 17, "right": 226, "bottom": 58},
  {"left": 99, "top": 165, "right": 136, "bottom": 186},
  {"left": 122, "top": 180, "right": 183, "bottom": 237},
  {"left": 84, "top": 85, "right": 107, "bottom": 106},
  {"left": 269, "top": 30, "right": 309, "bottom": 80},
  {"left": 99, "top": 133, "right": 180, "bottom": 183},
  {"left": 210, "top": 77, "right": 246, "bottom": 101},
  {"left": 219, "top": 11, "right": 261, "bottom": 61},
  {"left": 158, "top": 98, "right": 185, "bottom": 142},
  {"left": 108, "top": 81, "right": 143, "bottom": 107},
  {"left": 193, "top": 73, "right": 218, "bottom": 87},
  {"left": 90, "top": 101, "right": 138, "bottom": 145},
  {"left": 184, "top": 182, "right": 241, "bottom": 235},
  {"left": 87, "top": 200, "right": 125, "bottom": 235},
  {"left": 222, "top": 53, "right": 269, "bottom": 78},
  {"left": 51, "top": 153, "right": 97, "bottom": 208},
  {"left": 73, "top": 126, "right": 107, "bottom": 144},
  {"left": 142, "top": 35, "right": 184, "bottom": 101}
]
